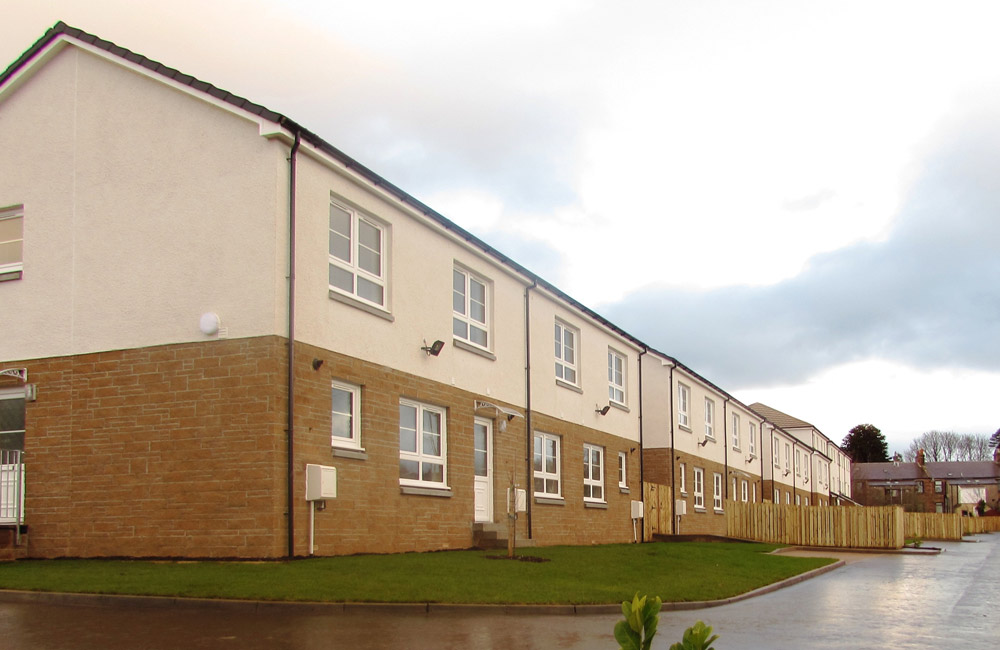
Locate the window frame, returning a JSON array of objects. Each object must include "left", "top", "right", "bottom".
[
  {"left": 0, "top": 386, "right": 26, "bottom": 452},
  {"left": 330, "top": 380, "right": 362, "bottom": 450},
  {"left": 328, "top": 199, "right": 388, "bottom": 309},
  {"left": 693, "top": 467, "right": 705, "bottom": 509},
  {"left": 452, "top": 265, "right": 491, "bottom": 350},
  {"left": 704, "top": 398, "right": 715, "bottom": 439},
  {"left": 533, "top": 431, "right": 562, "bottom": 498},
  {"left": 749, "top": 423, "right": 757, "bottom": 456},
  {"left": 773, "top": 436, "right": 780, "bottom": 468},
  {"left": 712, "top": 472, "right": 723, "bottom": 510},
  {"left": 678, "top": 462, "right": 687, "bottom": 494},
  {"left": 731, "top": 413, "right": 740, "bottom": 450},
  {"left": 0, "top": 206, "right": 24, "bottom": 281},
  {"left": 677, "top": 383, "right": 690, "bottom": 428},
  {"left": 617, "top": 451, "right": 627, "bottom": 489},
  {"left": 398, "top": 399, "right": 447, "bottom": 489},
  {"left": 795, "top": 448, "right": 802, "bottom": 477},
  {"left": 784, "top": 443, "right": 791, "bottom": 472},
  {"left": 740, "top": 479, "right": 748, "bottom": 502},
  {"left": 554, "top": 320, "right": 580, "bottom": 387},
  {"left": 583, "top": 444, "right": 605, "bottom": 503},
  {"left": 607, "top": 348, "right": 626, "bottom": 406}
]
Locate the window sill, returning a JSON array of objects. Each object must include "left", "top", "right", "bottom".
[
  {"left": 693, "top": 506, "right": 706, "bottom": 513},
  {"left": 534, "top": 496, "right": 565, "bottom": 506},
  {"left": 610, "top": 401, "right": 630, "bottom": 414},
  {"left": 332, "top": 447, "right": 367, "bottom": 460},
  {"left": 680, "top": 491, "right": 688, "bottom": 497},
  {"left": 703, "top": 436, "right": 716, "bottom": 444},
  {"left": 713, "top": 508, "right": 724, "bottom": 514},
  {"left": 400, "top": 485, "right": 452, "bottom": 498},
  {"left": 584, "top": 501, "right": 608, "bottom": 509},
  {"left": 619, "top": 486, "right": 630, "bottom": 494},
  {"left": 678, "top": 424, "right": 692, "bottom": 433},
  {"left": 453, "top": 338, "right": 496, "bottom": 361},
  {"left": 0, "top": 269, "right": 22, "bottom": 282},
  {"left": 329, "top": 289, "right": 394, "bottom": 322},
  {"left": 555, "top": 379, "right": 583, "bottom": 394}
]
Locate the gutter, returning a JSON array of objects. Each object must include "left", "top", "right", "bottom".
[{"left": 286, "top": 130, "right": 301, "bottom": 558}]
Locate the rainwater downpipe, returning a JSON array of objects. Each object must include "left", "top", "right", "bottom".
[
  {"left": 286, "top": 130, "right": 301, "bottom": 559},
  {"left": 524, "top": 280, "right": 537, "bottom": 539},
  {"left": 723, "top": 398, "right": 730, "bottom": 501},
  {"left": 668, "top": 363, "right": 676, "bottom": 534},
  {"left": 637, "top": 347, "right": 647, "bottom": 542}
]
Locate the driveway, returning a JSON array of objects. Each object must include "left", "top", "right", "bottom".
[{"left": 0, "top": 534, "right": 997, "bottom": 649}]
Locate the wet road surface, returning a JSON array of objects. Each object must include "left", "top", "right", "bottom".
[{"left": 1, "top": 534, "right": 997, "bottom": 649}]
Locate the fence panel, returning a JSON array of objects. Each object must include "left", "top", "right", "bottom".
[
  {"left": 903, "top": 513, "right": 963, "bottom": 541},
  {"left": 727, "top": 502, "right": 903, "bottom": 549}
]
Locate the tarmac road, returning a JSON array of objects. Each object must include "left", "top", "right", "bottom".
[{"left": 1, "top": 534, "right": 997, "bottom": 649}]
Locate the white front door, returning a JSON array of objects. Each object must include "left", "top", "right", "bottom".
[{"left": 473, "top": 418, "right": 493, "bottom": 522}]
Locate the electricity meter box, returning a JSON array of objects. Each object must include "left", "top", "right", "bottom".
[{"left": 305, "top": 464, "right": 337, "bottom": 501}]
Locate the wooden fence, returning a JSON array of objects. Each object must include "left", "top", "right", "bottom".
[
  {"left": 963, "top": 515, "right": 1000, "bottom": 535},
  {"left": 642, "top": 482, "right": 673, "bottom": 540},
  {"left": 903, "top": 513, "right": 963, "bottom": 541},
  {"left": 726, "top": 502, "right": 904, "bottom": 549}
]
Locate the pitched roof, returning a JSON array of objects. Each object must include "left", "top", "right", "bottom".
[
  {"left": 749, "top": 403, "right": 815, "bottom": 431},
  {"left": 854, "top": 460, "right": 1000, "bottom": 484}
]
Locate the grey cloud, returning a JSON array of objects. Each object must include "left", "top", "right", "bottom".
[{"left": 601, "top": 115, "right": 1000, "bottom": 389}]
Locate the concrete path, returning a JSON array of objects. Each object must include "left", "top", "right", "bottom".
[{"left": 0, "top": 535, "right": 997, "bottom": 649}]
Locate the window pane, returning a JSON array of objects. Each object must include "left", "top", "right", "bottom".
[
  {"left": 546, "top": 478, "right": 559, "bottom": 494},
  {"left": 331, "top": 413, "right": 352, "bottom": 439},
  {"left": 545, "top": 439, "right": 556, "bottom": 473},
  {"left": 399, "top": 459, "right": 419, "bottom": 480},
  {"left": 329, "top": 204, "right": 351, "bottom": 236},
  {"left": 422, "top": 462, "right": 443, "bottom": 484},
  {"left": 399, "top": 405, "right": 417, "bottom": 452},
  {"left": 474, "top": 423, "right": 487, "bottom": 452},
  {"left": 453, "top": 270, "right": 466, "bottom": 314},
  {"left": 357, "top": 247, "right": 380, "bottom": 276},
  {"left": 423, "top": 430, "right": 441, "bottom": 456},
  {"left": 0, "top": 215, "right": 22, "bottom": 241},
  {"left": 470, "top": 298, "right": 485, "bottom": 324},
  {"left": 470, "top": 325, "right": 487, "bottom": 346},
  {"left": 331, "top": 387, "right": 352, "bottom": 414},
  {"left": 555, "top": 362, "right": 563, "bottom": 379},
  {"left": 358, "top": 219, "right": 380, "bottom": 252},
  {"left": 357, "top": 276, "right": 384, "bottom": 305},
  {"left": 533, "top": 436, "right": 542, "bottom": 471},
  {"left": 0, "top": 398, "right": 25, "bottom": 431},
  {"left": 475, "top": 449, "right": 487, "bottom": 476},
  {"left": 329, "top": 265, "right": 353, "bottom": 292},
  {"left": 453, "top": 318, "right": 468, "bottom": 339},
  {"left": 593, "top": 485, "right": 603, "bottom": 500},
  {"left": 0, "top": 241, "right": 22, "bottom": 266},
  {"left": 564, "top": 368, "right": 576, "bottom": 384},
  {"left": 534, "top": 477, "right": 545, "bottom": 493}
]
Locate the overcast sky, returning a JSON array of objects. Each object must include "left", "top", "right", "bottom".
[{"left": 3, "top": 0, "right": 998, "bottom": 454}]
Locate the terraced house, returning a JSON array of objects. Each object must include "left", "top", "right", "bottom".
[{"left": 0, "top": 22, "right": 850, "bottom": 559}]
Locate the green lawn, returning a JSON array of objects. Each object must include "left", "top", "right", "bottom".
[{"left": 0, "top": 542, "right": 834, "bottom": 605}]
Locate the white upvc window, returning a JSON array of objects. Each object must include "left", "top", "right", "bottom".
[
  {"left": 731, "top": 413, "right": 740, "bottom": 450},
  {"left": 785, "top": 491, "right": 791, "bottom": 505},
  {"left": 741, "top": 480, "right": 748, "bottom": 502},
  {"left": 0, "top": 387, "right": 26, "bottom": 452},
  {"left": 534, "top": 432, "right": 561, "bottom": 497},
  {"left": 749, "top": 423, "right": 757, "bottom": 456},
  {"left": 693, "top": 468, "right": 704, "bottom": 508},
  {"left": 618, "top": 451, "right": 627, "bottom": 489},
  {"left": 796, "top": 494, "right": 801, "bottom": 506},
  {"left": 784, "top": 443, "right": 791, "bottom": 472},
  {"left": 554, "top": 320, "right": 579, "bottom": 386},
  {"left": 678, "top": 462, "right": 687, "bottom": 494},
  {"left": 398, "top": 400, "right": 447, "bottom": 488},
  {"left": 608, "top": 348, "right": 626, "bottom": 405},
  {"left": 677, "top": 383, "right": 690, "bottom": 428},
  {"left": 704, "top": 398, "right": 715, "bottom": 438},
  {"left": 452, "top": 267, "right": 489, "bottom": 349},
  {"left": 752, "top": 482, "right": 757, "bottom": 503},
  {"left": 583, "top": 444, "right": 605, "bottom": 502},
  {"left": 331, "top": 381, "right": 362, "bottom": 450},
  {"left": 0, "top": 206, "right": 23, "bottom": 281},
  {"left": 804, "top": 497, "right": 809, "bottom": 506},
  {"left": 329, "top": 200, "right": 387, "bottom": 308},
  {"left": 803, "top": 458, "right": 809, "bottom": 481},
  {"left": 774, "top": 488, "right": 780, "bottom": 503},
  {"left": 713, "top": 473, "right": 723, "bottom": 510},
  {"left": 773, "top": 437, "right": 780, "bottom": 468},
  {"left": 795, "top": 449, "right": 802, "bottom": 477}
]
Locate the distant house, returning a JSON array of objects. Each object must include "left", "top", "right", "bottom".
[{"left": 852, "top": 448, "right": 1000, "bottom": 513}]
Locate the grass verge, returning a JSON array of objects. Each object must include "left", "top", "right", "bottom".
[{"left": 0, "top": 542, "right": 835, "bottom": 605}]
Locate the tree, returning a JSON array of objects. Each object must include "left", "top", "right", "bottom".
[
  {"left": 842, "top": 424, "right": 890, "bottom": 463},
  {"left": 990, "top": 428, "right": 1000, "bottom": 450},
  {"left": 905, "top": 431, "right": 993, "bottom": 462}
]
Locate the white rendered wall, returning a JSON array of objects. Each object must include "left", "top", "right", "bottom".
[{"left": 0, "top": 45, "right": 286, "bottom": 361}]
